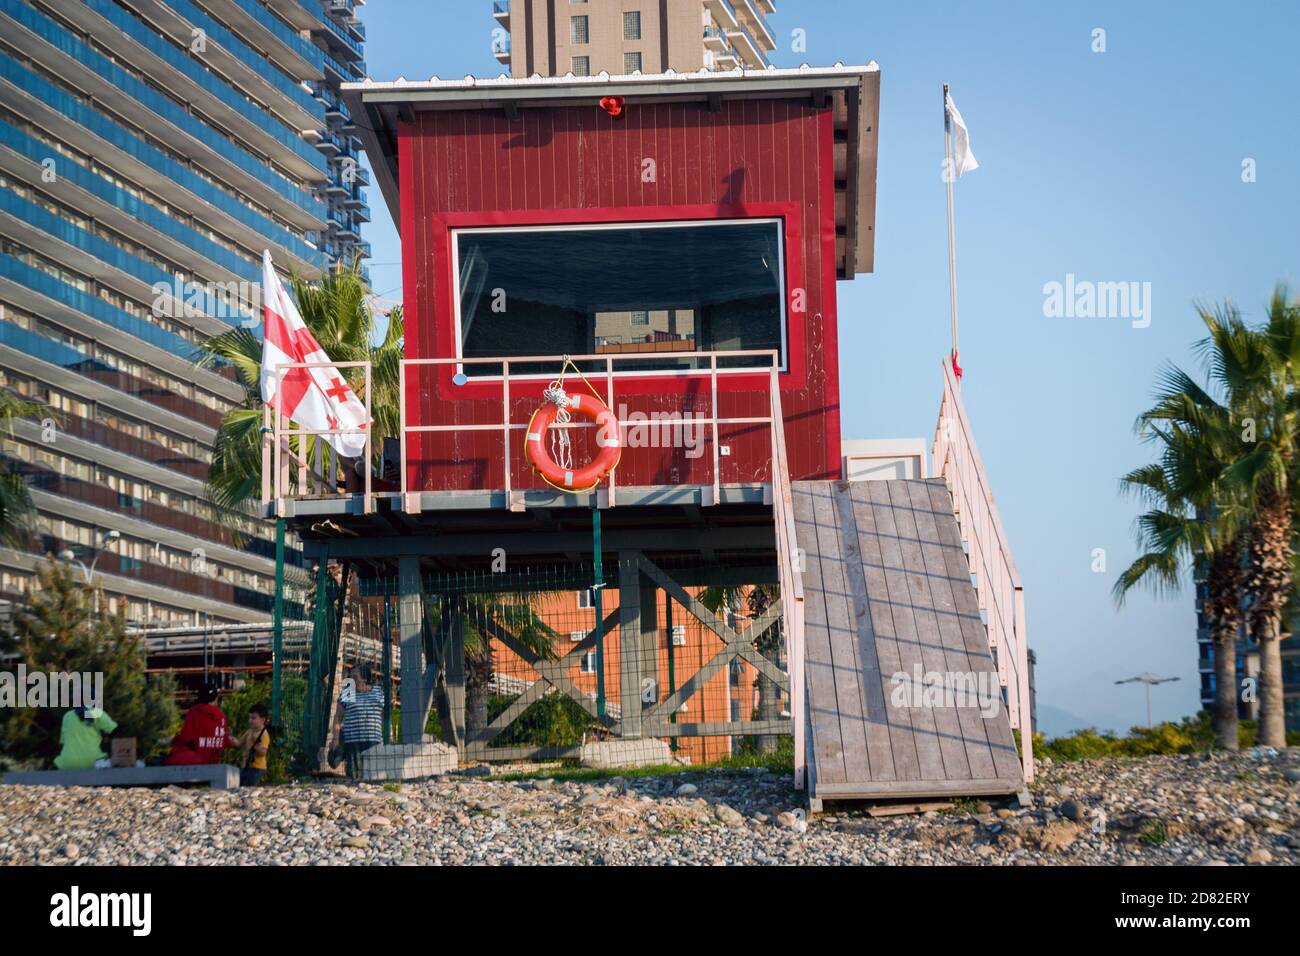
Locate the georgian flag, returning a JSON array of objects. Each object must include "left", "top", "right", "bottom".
[
  {"left": 259, "top": 250, "right": 368, "bottom": 458},
  {"left": 945, "top": 93, "right": 979, "bottom": 178}
]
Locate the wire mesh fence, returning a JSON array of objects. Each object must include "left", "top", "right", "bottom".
[{"left": 275, "top": 555, "right": 792, "bottom": 776}]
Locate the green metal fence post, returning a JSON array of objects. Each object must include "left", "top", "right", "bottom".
[
  {"left": 665, "top": 594, "right": 677, "bottom": 750},
  {"left": 271, "top": 516, "right": 285, "bottom": 726},
  {"left": 381, "top": 592, "right": 393, "bottom": 744},
  {"left": 593, "top": 505, "right": 606, "bottom": 719}
]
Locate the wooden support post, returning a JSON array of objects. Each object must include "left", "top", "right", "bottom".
[
  {"left": 618, "top": 554, "right": 643, "bottom": 738},
  {"left": 397, "top": 556, "right": 425, "bottom": 743}
]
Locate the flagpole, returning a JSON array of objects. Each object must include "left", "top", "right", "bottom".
[{"left": 943, "top": 82, "right": 960, "bottom": 381}]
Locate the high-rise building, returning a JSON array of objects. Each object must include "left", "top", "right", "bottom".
[
  {"left": 1194, "top": 557, "right": 1300, "bottom": 733},
  {"left": 0, "top": 0, "right": 369, "bottom": 626},
  {"left": 491, "top": 0, "right": 778, "bottom": 77}
]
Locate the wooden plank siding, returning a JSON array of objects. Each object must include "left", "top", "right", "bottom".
[
  {"left": 400, "top": 98, "right": 842, "bottom": 492},
  {"left": 792, "top": 479, "right": 1023, "bottom": 802}
]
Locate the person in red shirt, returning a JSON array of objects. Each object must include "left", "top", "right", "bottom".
[{"left": 164, "top": 682, "right": 236, "bottom": 765}]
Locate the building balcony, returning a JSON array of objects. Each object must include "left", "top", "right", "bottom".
[
  {"left": 736, "top": 0, "right": 777, "bottom": 51},
  {"left": 493, "top": 38, "right": 511, "bottom": 63},
  {"left": 493, "top": 0, "right": 510, "bottom": 22},
  {"left": 704, "top": 0, "right": 740, "bottom": 31},
  {"left": 703, "top": 25, "right": 728, "bottom": 51},
  {"left": 714, "top": 48, "right": 740, "bottom": 70},
  {"left": 727, "top": 26, "right": 767, "bottom": 66}
]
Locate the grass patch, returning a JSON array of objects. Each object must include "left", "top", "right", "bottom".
[
  {"left": 491, "top": 745, "right": 794, "bottom": 784},
  {"left": 1138, "top": 820, "right": 1169, "bottom": 846}
]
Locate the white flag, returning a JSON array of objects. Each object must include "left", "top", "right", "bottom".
[
  {"left": 260, "top": 250, "right": 369, "bottom": 458},
  {"left": 945, "top": 93, "right": 979, "bottom": 178}
]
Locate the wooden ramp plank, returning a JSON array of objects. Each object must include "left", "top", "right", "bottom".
[
  {"left": 810, "top": 482, "right": 873, "bottom": 784},
  {"left": 831, "top": 482, "right": 896, "bottom": 780},
  {"left": 792, "top": 478, "right": 1023, "bottom": 803},
  {"left": 926, "top": 480, "right": 1024, "bottom": 781}
]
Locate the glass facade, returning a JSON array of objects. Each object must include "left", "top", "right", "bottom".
[{"left": 0, "top": 0, "right": 370, "bottom": 625}]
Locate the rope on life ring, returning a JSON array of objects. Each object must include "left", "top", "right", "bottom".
[{"left": 524, "top": 359, "right": 621, "bottom": 493}]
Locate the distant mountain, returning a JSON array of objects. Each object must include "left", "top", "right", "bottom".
[{"left": 1036, "top": 703, "right": 1133, "bottom": 739}]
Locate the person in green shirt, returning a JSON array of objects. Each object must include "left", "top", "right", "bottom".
[{"left": 53, "top": 706, "right": 118, "bottom": 770}]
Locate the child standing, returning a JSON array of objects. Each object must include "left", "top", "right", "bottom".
[{"left": 234, "top": 703, "right": 271, "bottom": 786}]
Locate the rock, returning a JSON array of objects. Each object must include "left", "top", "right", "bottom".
[
  {"left": 674, "top": 783, "right": 698, "bottom": 797},
  {"left": 1032, "top": 821, "right": 1082, "bottom": 853},
  {"left": 976, "top": 803, "right": 993, "bottom": 814},
  {"left": 62, "top": 843, "right": 79, "bottom": 860},
  {"left": 1245, "top": 849, "right": 1272, "bottom": 865},
  {"left": 246, "top": 835, "right": 264, "bottom": 849},
  {"left": 974, "top": 844, "right": 997, "bottom": 859},
  {"left": 996, "top": 809, "right": 1015, "bottom": 819},
  {"left": 1059, "top": 799, "right": 1085, "bottom": 822},
  {"left": 714, "top": 804, "right": 744, "bottom": 827},
  {"left": 1282, "top": 768, "right": 1300, "bottom": 784},
  {"left": 342, "top": 836, "right": 370, "bottom": 849},
  {"left": 364, "top": 816, "right": 393, "bottom": 830}
]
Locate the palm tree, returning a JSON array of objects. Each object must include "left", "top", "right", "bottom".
[
  {"left": 1199, "top": 288, "right": 1300, "bottom": 748},
  {"left": 196, "top": 258, "right": 403, "bottom": 512},
  {"left": 700, "top": 582, "right": 783, "bottom": 753},
  {"left": 1115, "top": 365, "right": 1243, "bottom": 748},
  {"left": 0, "top": 391, "right": 47, "bottom": 548}
]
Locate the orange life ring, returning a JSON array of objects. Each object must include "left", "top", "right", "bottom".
[{"left": 525, "top": 392, "right": 621, "bottom": 492}]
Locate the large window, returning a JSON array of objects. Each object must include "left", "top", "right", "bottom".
[
  {"left": 571, "top": 15, "right": 589, "bottom": 43},
  {"left": 624, "top": 11, "right": 642, "bottom": 40},
  {"left": 453, "top": 219, "right": 786, "bottom": 377},
  {"left": 623, "top": 51, "right": 643, "bottom": 73}
]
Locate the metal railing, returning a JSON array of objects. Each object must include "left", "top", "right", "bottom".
[
  {"left": 930, "top": 357, "right": 1034, "bottom": 782},
  {"left": 398, "top": 350, "right": 781, "bottom": 513},
  {"left": 263, "top": 360, "right": 373, "bottom": 514}
]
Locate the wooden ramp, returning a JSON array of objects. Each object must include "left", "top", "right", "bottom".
[{"left": 791, "top": 479, "right": 1023, "bottom": 804}]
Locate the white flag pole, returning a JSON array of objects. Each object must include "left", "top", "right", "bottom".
[{"left": 943, "top": 82, "right": 961, "bottom": 381}]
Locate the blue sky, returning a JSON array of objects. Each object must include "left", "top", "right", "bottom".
[{"left": 357, "top": 0, "right": 1300, "bottom": 734}]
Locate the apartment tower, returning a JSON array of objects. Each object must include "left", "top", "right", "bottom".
[
  {"left": 492, "top": 0, "right": 778, "bottom": 77},
  {"left": 0, "top": 0, "right": 370, "bottom": 626}
]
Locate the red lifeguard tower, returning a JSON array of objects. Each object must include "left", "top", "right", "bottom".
[{"left": 265, "top": 64, "right": 1031, "bottom": 807}]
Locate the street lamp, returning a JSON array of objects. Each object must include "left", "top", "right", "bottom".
[
  {"left": 59, "top": 529, "right": 121, "bottom": 585},
  {"left": 1115, "top": 672, "right": 1181, "bottom": 728}
]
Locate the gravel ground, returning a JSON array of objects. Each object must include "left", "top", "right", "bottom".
[{"left": 2, "top": 748, "right": 1297, "bottom": 865}]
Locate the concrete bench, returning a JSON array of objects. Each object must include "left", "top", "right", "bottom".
[{"left": 2, "top": 764, "right": 240, "bottom": 790}]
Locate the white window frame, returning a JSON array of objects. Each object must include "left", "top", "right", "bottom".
[
  {"left": 450, "top": 218, "right": 788, "bottom": 381},
  {"left": 624, "top": 10, "right": 642, "bottom": 40},
  {"left": 577, "top": 588, "right": 594, "bottom": 608},
  {"left": 580, "top": 651, "right": 597, "bottom": 673}
]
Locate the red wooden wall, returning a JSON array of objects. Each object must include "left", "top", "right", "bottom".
[{"left": 399, "top": 97, "right": 842, "bottom": 492}]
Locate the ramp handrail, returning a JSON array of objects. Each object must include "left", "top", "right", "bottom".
[
  {"left": 931, "top": 357, "right": 1033, "bottom": 782},
  {"left": 768, "top": 370, "right": 806, "bottom": 789}
]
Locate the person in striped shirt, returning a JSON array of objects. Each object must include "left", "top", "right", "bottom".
[{"left": 332, "top": 667, "right": 385, "bottom": 781}]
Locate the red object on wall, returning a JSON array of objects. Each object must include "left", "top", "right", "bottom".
[
  {"left": 399, "top": 98, "right": 842, "bottom": 493},
  {"left": 598, "top": 95, "right": 625, "bottom": 118}
]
